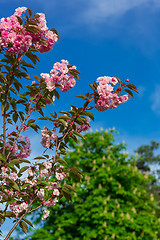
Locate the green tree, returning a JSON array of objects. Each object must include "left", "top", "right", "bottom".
[
  {"left": 135, "top": 141, "right": 160, "bottom": 203},
  {"left": 25, "top": 130, "right": 160, "bottom": 240},
  {"left": 136, "top": 140, "right": 160, "bottom": 173}
]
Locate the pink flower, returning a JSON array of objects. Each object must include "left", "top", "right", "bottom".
[
  {"left": 55, "top": 172, "right": 66, "bottom": 181},
  {"left": 27, "top": 168, "right": 34, "bottom": 177},
  {"left": 95, "top": 76, "right": 130, "bottom": 111},
  {"left": 10, "top": 201, "right": 28, "bottom": 217},
  {"left": 40, "top": 60, "right": 77, "bottom": 92},
  {"left": 14, "top": 7, "right": 27, "bottom": 17},
  {"left": 39, "top": 169, "right": 48, "bottom": 179},
  {"left": 52, "top": 189, "right": 60, "bottom": 196},
  {"left": 9, "top": 172, "right": 18, "bottom": 181},
  {"left": 37, "top": 189, "right": 45, "bottom": 199},
  {"left": 44, "top": 197, "right": 58, "bottom": 207},
  {"left": 43, "top": 160, "right": 52, "bottom": 169},
  {"left": 42, "top": 209, "right": 50, "bottom": 220}
]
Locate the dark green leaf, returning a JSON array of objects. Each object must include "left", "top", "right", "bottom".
[{"left": 19, "top": 221, "right": 28, "bottom": 234}]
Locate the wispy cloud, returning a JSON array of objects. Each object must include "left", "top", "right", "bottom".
[
  {"left": 150, "top": 85, "right": 160, "bottom": 115},
  {"left": 81, "top": 0, "right": 149, "bottom": 23},
  {"left": 27, "top": 0, "right": 160, "bottom": 52}
]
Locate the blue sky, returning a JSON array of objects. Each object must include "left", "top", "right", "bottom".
[
  {"left": 0, "top": 0, "right": 160, "bottom": 154},
  {"left": 1, "top": 0, "right": 160, "bottom": 237}
]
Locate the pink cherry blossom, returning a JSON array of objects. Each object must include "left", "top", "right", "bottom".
[
  {"left": 40, "top": 60, "right": 77, "bottom": 93},
  {"left": 9, "top": 172, "right": 18, "bottom": 181},
  {"left": 42, "top": 209, "right": 50, "bottom": 220},
  {"left": 95, "top": 76, "right": 130, "bottom": 111},
  {"left": 43, "top": 160, "right": 52, "bottom": 169}
]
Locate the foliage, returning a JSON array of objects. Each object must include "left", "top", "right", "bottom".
[
  {"left": 26, "top": 130, "right": 160, "bottom": 240},
  {"left": 135, "top": 140, "right": 160, "bottom": 204},
  {"left": 136, "top": 140, "right": 160, "bottom": 172}
]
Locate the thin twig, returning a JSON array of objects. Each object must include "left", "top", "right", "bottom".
[{"left": 28, "top": 204, "right": 43, "bottom": 214}]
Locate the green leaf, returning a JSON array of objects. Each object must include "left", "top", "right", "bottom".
[
  {"left": 89, "top": 83, "right": 97, "bottom": 90},
  {"left": 58, "top": 111, "right": 69, "bottom": 115},
  {"left": 21, "top": 72, "right": 31, "bottom": 80},
  {"left": 10, "top": 159, "right": 21, "bottom": 165},
  {"left": 76, "top": 95, "right": 87, "bottom": 100},
  {"left": 83, "top": 111, "right": 94, "bottom": 121},
  {"left": 19, "top": 111, "right": 25, "bottom": 121},
  {"left": 63, "top": 184, "right": 76, "bottom": 192},
  {"left": 12, "top": 182, "right": 20, "bottom": 192},
  {"left": 55, "top": 157, "right": 68, "bottom": 165},
  {"left": 25, "top": 52, "right": 38, "bottom": 66},
  {"left": 32, "top": 13, "right": 40, "bottom": 20},
  {"left": 19, "top": 166, "right": 29, "bottom": 174},
  {"left": 72, "top": 130, "right": 84, "bottom": 139},
  {"left": 26, "top": 25, "right": 42, "bottom": 34},
  {"left": 124, "top": 89, "right": 133, "bottom": 97},
  {"left": 62, "top": 188, "right": 72, "bottom": 202},
  {"left": 34, "top": 156, "right": 46, "bottom": 160},
  {"left": 23, "top": 218, "right": 34, "bottom": 228},
  {"left": 0, "top": 153, "right": 6, "bottom": 162},
  {"left": 27, "top": 119, "right": 35, "bottom": 124},
  {"left": 19, "top": 221, "right": 28, "bottom": 234},
  {"left": 53, "top": 89, "right": 59, "bottom": 99},
  {"left": 29, "top": 124, "right": 40, "bottom": 133},
  {"left": 38, "top": 117, "right": 52, "bottom": 121},
  {"left": 58, "top": 119, "right": 67, "bottom": 127},
  {"left": 12, "top": 112, "right": 18, "bottom": 123},
  {"left": 9, "top": 86, "right": 17, "bottom": 94},
  {"left": 0, "top": 72, "right": 6, "bottom": 82},
  {"left": 5, "top": 211, "right": 15, "bottom": 218},
  {"left": 20, "top": 59, "right": 35, "bottom": 69},
  {"left": 33, "top": 75, "right": 41, "bottom": 81},
  {"left": 127, "top": 84, "right": 138, "bottom": 93},
  {"left": 27, "top": 8, "right": 33, "bottom": 17},
  {"left": 58, "top": 115, "right": 70, "bottom": 120},
  {"left": 1, "top": 102, "right": 4, "bottom": 113},
  {"left": 16, "top": 16, "right": 23, "bottom": 25}
]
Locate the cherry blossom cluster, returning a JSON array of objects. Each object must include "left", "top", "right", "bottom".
[
  {"left": 76, "top": 116, "right": 91, "bottom": 133},
  {"left": 42, "top": 209, "right": 50, "bottom": 220},
  {"left": 95, "top": 76, "right": 130, "bottom": 111},
  {"left": 6, "top": 135, "right": 31, "bottom": 159},
  {"left": 41, "top": 126, "right": 57, "bottom": 148},
  {"left": 0, "top": 166, "right": 18, "bottom": 184},
  {"left": 0, "top": 158, "right": 66, "bottom": 219},
  {"left": 0, "top": 7, "right": 58, "bottom": 55},
  {"left": 23, "top": 162, "right": 65, "bottom": 218},
  {"left": 10, "top": 201, "right": 28, "bottom": 218},
  {"left": 40, "top": 60, "right": 77, "bottom": 92}
]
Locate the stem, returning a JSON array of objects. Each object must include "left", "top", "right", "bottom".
[
  {"left": 54, "top": 128, "right": 71, "bottom": 162},
  {"left": 28, "top": 204, "right": 43, "bottom": 214},
  {"left": 35, "top": 148, "right": 48, "bottom": 165},
  {"left": 3, "top": 83, "right": 9, "bottom": 155},
  {"left": 4, "top": 212, "right": 26, "bottom": 240}
]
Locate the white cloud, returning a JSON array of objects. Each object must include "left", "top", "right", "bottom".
[
  {"left": 150, "top": 85, "right": 160, "bottom": 115},
  {"left": 81, "top": 0, "right": 149, "bottom": 23}
]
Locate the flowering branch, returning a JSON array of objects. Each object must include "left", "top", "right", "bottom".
[{"left": 0, "top": 6, "right": 138, "bottom": 239}]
